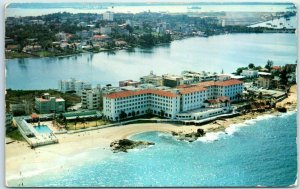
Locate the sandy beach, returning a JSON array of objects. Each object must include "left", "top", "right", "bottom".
[{"left": 5, "top": 85, "right": 297, "bottom": 183}]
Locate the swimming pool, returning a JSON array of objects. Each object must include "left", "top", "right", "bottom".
[{"left": 34, "top": 125, "right": 52, "bottom": 134}]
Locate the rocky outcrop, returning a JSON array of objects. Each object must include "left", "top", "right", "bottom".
[
  {"left": 276, "top": 107, "right": 287, "bottom": 113},
  {"left": 110, "top": 139, "right": 155, "bottom": 153},
  {"left": 171, "top": 128, "right": 206, "bottom": 142}
]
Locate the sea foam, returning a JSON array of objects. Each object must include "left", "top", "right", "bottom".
[{"left": 197, "top": 111, "right": 296, "bottom": 144}]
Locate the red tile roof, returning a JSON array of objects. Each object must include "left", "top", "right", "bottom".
[
  {"left": 177, "top": 85, "right": 207, "bottom": 95},
  {"left": 272, "top": 66, "right": 281, "bottom": 70},
  {"left": 197, "top": 79, "right": 243, "bottom": 87},
  {"left": 104, "top": 89, "right": 179, "bottom": 99}
]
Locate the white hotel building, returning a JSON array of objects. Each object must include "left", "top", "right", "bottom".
[
  {"left": 58, "top": 78, "right": 92, "bottom": 96},
  {"left": 103, "top": 79, "right": 243, "bottom": 121}
]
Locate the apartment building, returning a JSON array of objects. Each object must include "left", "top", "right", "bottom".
[
  {"left": 81, "top": 89, "right": 101, "bottom": 110},
  {"left": 103, "top": 11, "right": 114, "bottom": 21},
  {"left": 35, "top": 93, "right": 65, "bottom": 114},
  {"left": 58, "top": 78, "right": 92, "bottom": 95}
]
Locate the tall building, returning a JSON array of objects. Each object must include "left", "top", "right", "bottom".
[
  {"left": 81, "top": 88, "right": 101, "bottom": 110},
  {"left": 35, "top": 93, "right": 65, "bottom": 114},
  {"left": 103, "top": 12, "right": 114, "bottom": 21},
  {"left": 58, "top": 78, "right": 92, "bottom": 95}
]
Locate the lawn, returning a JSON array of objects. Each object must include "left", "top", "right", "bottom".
[{"left": 66, "top": 119, "right": 111, "bottom": 130}]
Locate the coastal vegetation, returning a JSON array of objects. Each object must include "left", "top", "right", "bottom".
[
  {"left": 5, "top": 89, "right": 81, "bottom": 114},
  {"left": 56, "top": 116, "right": 110, "bottom": 130},
  {"left": 6, "top": 128, "right": 24, "bottom": 141}
]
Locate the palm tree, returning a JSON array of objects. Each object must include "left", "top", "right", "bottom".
[
  {"left": 159, "top": 109, "right": 165, "bottom": 118},
  {"left": 132, "top": 111, "right": 136, "bottom": 117},
  {"left": 119, "top": 111, "right": 127, "bottom": 120}
]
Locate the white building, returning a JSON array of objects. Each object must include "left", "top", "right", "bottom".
[
  {"left": 241, "top": 69, "right": 258, "bottom": 78},
  {"left": 58, "top": 78, "right": 92, "bottom": 96},
  {"left": 196, "top": 79, "right": 244, "bottom": 102},
  {"left": 103, "top": 89, "right": 180, "bottom": 121},
  {"left": 103, "top": 79, "right": 243, "bottom": 121},
  {"left": 181, "top": 70, "right": 218, "bottom": 82},
  {"left": 177, "top": 85, "right": 207, "bottom": 111},
  {"left": 81, "top": 88, "right": 101, "bottom": 110},
  {"left": 103, "top": 12, "right": 114, "bottom": 21},
  {"left": 140, "top": 71, "right": 163, "bottom": 86}
]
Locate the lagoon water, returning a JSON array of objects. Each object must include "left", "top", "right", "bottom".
[
  {"left": 5, "top": 33, "right": 297, "bottom": 90},
  {"left": 8, "top": 111, "right": 297, "bottom": 187}
]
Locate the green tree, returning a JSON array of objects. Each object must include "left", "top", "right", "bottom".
[
  {"left": 131, "top": 111, "right": 136, "bottom": 117},
  {"left": 236, "top": 67, "right": 247, "bottom": 75},
  {"left": 265, "top": 60, "right": 273, "bottom": 72},
  {"left": 119, "top": 111, "right": 127, "bottom": 120},
  {"left": 159, "top": 109, "right": 165, "bottom": 117},
  {"left": 248, "top": 63, "right": 255, "bottom": 69}
]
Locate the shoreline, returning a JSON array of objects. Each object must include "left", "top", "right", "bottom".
[
  {"left": 5, "top": 31, "right": 295, "bottom": 61},
  {"left": 5, "top": 85, "right": 297, "bottom": 184}
]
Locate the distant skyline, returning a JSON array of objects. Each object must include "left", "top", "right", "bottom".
[{"left": 4, "top": 0, "right": 299, "bottom": 4}]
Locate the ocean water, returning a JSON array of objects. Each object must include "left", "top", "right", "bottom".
[
  {"left": 5, "top": 33, "right": 297, "bottom": 90},
  {"left": 8, "top": 111, "right": 297, "bottom": 187}
]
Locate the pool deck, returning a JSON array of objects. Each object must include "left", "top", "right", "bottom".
[{"left": 14, "top": 117, "right": 59, "bottom": 148}]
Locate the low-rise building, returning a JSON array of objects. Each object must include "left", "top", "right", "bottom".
[
  {"left": 140, "top": 71, "right": 163, "bottom": 86},
  {"left": 162, "top": 74, "right": 183, "bottom": 87},
  {"left": 181, "top": 70, "right": 218, "bottom": 82},
  {"left": 100, "top": 27, "right": 112, "bottom": 35},
  {"left": 255, "top": 76, "right": 272, "bottom": 89},
  {"left": 119, "top": 80, "right": 140, "bottom": 87},
  {"left": 35, "top": 93, "right": 65, "bottom": 114},
  {"left": 241, "top": 69, "right": 258, "bottom": 78}
]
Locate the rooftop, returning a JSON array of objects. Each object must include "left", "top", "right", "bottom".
[
  {"left": 104, "top": 89, "right": 179, "bottom": 99},
  {"left": 197, "top": 79, "right": 243, "bottom": 87},
  {"left": 177, "top": 85, "right": 207, "bottom": 94}
]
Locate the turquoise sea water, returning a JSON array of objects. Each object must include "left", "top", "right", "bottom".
[{"left": 8, "top": 111, "right": 297, "bottom": 187}]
